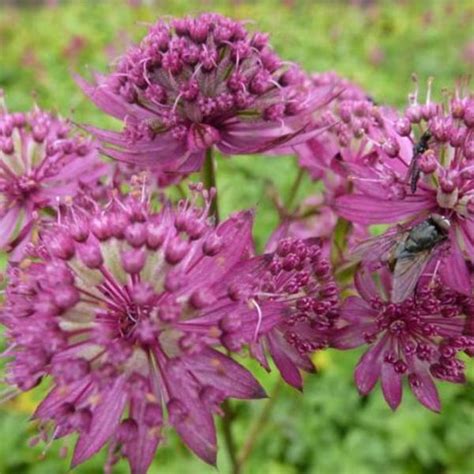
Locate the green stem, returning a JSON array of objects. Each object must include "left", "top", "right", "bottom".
[
  {"left": 202, "top": 147, "right": 220, "bottom": 223},
  {"left": 284, "top": 166, "right": 305, "bottom": 212},
  {"left": 236, "top": 379, "right": 283, "bottom": 470},
  {"left": 175, "top": 183, "right": 187, "bottom": 200},
  {"left": 221, "top": 400, "right": 240, "bottom": 474}
]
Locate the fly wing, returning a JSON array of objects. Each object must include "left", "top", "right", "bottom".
[
  {"left": 391, "top": 250, "right": 432, "bottom": 303},
  {"left": 351, "top": 228, "right": 403, "bottom": 265}
]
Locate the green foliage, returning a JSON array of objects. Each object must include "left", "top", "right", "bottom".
[{"left": 0, "top": 1, "right": 473, "bottom": 473}]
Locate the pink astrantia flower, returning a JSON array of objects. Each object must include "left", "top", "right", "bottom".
[
  {"left": 0, "top": 184, "right": 266, "bottom": 473},
  {"left": 0, "top": 99, "right": 106, "bottom": 258},
  {"left": 295, "top": 72, "right": 385, "bottom": 181},
  {"left": 77, "top": 13, "right": 335, "bottom": 173},
  {"left": 335, "top": 85, "right": 474, "bottom": 296},
  {"left": 332, "top": 268, "right": 474, "bottom": 411},
  {"left": 222, "top": 236, "right": 340, "bottom": 390}
]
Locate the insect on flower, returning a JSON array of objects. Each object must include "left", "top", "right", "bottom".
[
  {"left": 335, "top": 81, "right": 473, "bottom": 296},
  {"left": 353, "top": 214, "right": 451, "bottom": 303},
  {"left": 407, "top": 129, "right": 432, "bottom": 193}
]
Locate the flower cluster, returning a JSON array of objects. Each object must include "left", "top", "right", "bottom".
[
  {"left": 296, "top": 71, "right": 385, "bottom": 180},
  {"left": 335, "top": 84, "right": 474, "bottom": 296},
  {"left": 0, "top": 10, "right": 473, "bottom": 474},
  {"left": 333, "top": 268, "right": 474, "bottom": 411},
  {"left": 0, "top": 100, "right": 105, "bottom": 258},
  {"left": 271, "top": 73, "right": 375, "bottom": 261},
  {"left": 223, "top": 236, "right": 340, "bottom": 388},
  {"left": 78, "top": 13, "right": 334, "bottom": 173},
  {"left": 277, "top": 76, "right": 474, "bottom": 410},
  {"left": 0, "top": 182, "right": 338, "bottom": 472}
]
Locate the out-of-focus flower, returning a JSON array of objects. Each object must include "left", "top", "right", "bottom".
[
  {"left": 335, "top": 83, "right": 474, "bottom": 296},
  {"left": 367, "top": 46, "right": 385, "bottom": 67},
  {"left": 296, "top": 71, "right": 390, "bottom": 181},
  {"left": 77, "top": 13, "right": 334, "bottom": 173},
  {"left": 0, "top": 183, "right": 265, "bottom": 472},
  {"left": 223, "top": 236, "right": 340, "bottom": 389},
  {"left": 462, "top": 40, "right": 474, "bottom": 68},
  {"left": 332, "top": 268, "right": 474, "bottom": 411},
  {"left": 62, "top": 35, "right": 88, "bottom": 61},
  {"left": 0, "top": 98, "right": 105, "bottom": 258},
  {"left": 278, "top": 73, "right": 376, "bottom": 262}
]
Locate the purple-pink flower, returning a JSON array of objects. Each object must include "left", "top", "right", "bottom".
[
  {"left": 295, "top": 71, "right": 382, "bottom": 181},
  {"left": 335, "top": 87, "right": 474, "bottom": 296},
  {"left": 0, "top": 99, "right": 105, "bottom": 258},
  {"left": 224, "top": 236, "right": 340, "bottom": 389},
  {"left": 77, "top": 13, "right": 334, "bottom": 173},
  {"left": 0, "top": 184, "right": 266, "bottom": 472},
  {"left": 332, "top": 268, "right": 474, "bottom": 411}
]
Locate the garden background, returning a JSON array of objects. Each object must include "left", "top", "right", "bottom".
[{"left": 0, "top": 0, "right": 473, "bottom": 473}]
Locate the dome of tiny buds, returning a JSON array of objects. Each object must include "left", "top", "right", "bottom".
[
  {"left": 77, "top": 13, "right": 335, "bottom": 173},
  {"left": 222, "top": 236, "right": 340, "bottom": 389},
  {"left": 0, "top": 182, "right": 267, "bottom": 473},
  {"left": 333, "top": 269, "right": 474, "bottom": 411},
  {"left": 0, "top": 97, "right": 106, "bottom": 257},
  {"left": 295, "top": 72, "right": 403, "bottom": 185},
  {"left": 312, "top": 73, "right": 381, "bottom": 140}
]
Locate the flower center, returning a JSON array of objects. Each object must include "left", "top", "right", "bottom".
[{"left": 7, "top": 175, "right": 39, "bottom": 202}]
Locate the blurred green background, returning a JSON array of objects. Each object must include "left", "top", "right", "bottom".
[{"left": 0, "top": 0, "right": 473, "bottom": 473}]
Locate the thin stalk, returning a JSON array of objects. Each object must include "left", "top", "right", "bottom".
[
  {"left": 284, "top": 166, "right": 305, "bottom": 212},
  {"left": 202, "top": 151, "right": 236, "bottom": 469},
  {"left": 221, "top": 400, "right": 240, "bottom": 474},
  {"left": 202, "top": 147, "right": 220, "bottom": 223},
  {"left": 175, "top": 183, "right": 187, "bottom": 200},
  {"left": 236, "top": 379, "right": 283, "bottom": 470}
]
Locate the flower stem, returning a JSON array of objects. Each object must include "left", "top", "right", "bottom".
[
  {"left": 221, "top": 400, "right": 240, "bottom": 474},
  {"left": 175, "top": 183, "right": 187, "bottom": 200},
  {"left": 236, "top": 379, "right": 283, "bottom": 470},
  {"left": 203, "top": 145, "right": 233, "bottom": 471},
  {"left": 202, "top": 147, "right": 220, "bottom": 223},
  {"left": 284, "top": 166, "right": 305, "bottom": 212}
]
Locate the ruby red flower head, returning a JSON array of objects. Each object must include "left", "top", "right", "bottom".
[
  {"left": 0, "top": 98, "right": 105, "bottom": 258},
  {"left": 77, "top": 13, "right": 335, "bottom": 173},
  {"left": 0, "top": 183, "right": 266, "bottom": 472},
  {"left": 332, "top": 267, "right": 474, "bottom": 411}
]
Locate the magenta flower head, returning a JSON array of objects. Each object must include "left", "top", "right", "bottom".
[
  {"left": 223, "top": 236, "right": 340, "bottom": 390},
  {"left": 0, "top": 183, "right": 266, "bottom": 473},
  {"left": 335, "top": 83, "right": 474, "bottom": 296},
  {"left": 76, "top": 13, "right": 334, "bottom": 173},
  {"left": 296, "top": 72, "right": 383, "bottom": 181},
  {"left": 0, "top": 97, "right": 105, "bottom": 258},
  {"left": 332, "top": 267, "right": 474, "bottom": 412}
]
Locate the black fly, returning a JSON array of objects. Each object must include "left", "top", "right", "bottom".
[
  {"left": 353, "top": 214, "right": 450, "bottom": 303},
  {"left": 406, "top": 130, "right": 432, "bottom": 193}
]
